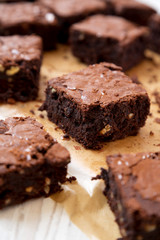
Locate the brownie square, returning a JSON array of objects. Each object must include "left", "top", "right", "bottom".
[
  {"left": 107, "top": 0, "right": 156, "bottom": 25},
  {"left": 0, "top": 35, "right": 42, "bottom": 103},
  {"left": 0, "top": 117, "right": 70, "bottom": 209},
  {"left": 0, "top": 2, "right": 58, "bottom": 50},
  {"left": 148, "top": 14, "right": 160, "bottom": 54},
  {"left": 40, "top": 62, "right": 150, "bottom": 149},
  {"left": 100, "top": 152, "right": 160, "bottom": 240},
  {"left": 70, "top": 15, "right": 149, "bottom": 70},
  {"left": 39, "top": 0, "right": 112, "bottom": 42}
]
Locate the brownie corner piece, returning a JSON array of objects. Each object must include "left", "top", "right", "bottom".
[
  {"left": 0, "top": 117, "right": 70, "bottom": 209},
  {"left": 0, "top": 35, "right": 42, "bottom": 103},
  {"left": 41, "top": 62, "right": 150, "bottom": 149},
  {"left": 70, "top": 15, "right": 149, "bottom": 70},
  {"left": 100, "top": 152, "right": 160, "bottom": 240}
]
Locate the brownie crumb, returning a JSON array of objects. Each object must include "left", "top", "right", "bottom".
[
  {"left": 91, "top": 175, "right": 101, "bottom": 180},
  {"left": 155, "top": 118, "right": 160, "bottom": 124},
  {"left": 149, "top": 113, "right": 152, "bottom": 117},
  {"left": 67, "top": 176, "right": 77, "bottom": 183},
  {"left": 55, "top": 127, "right": 59, "bottom": 131},
  {"left": 30, "top": 109, "right": 35, "bottom": 115},
  {"left": 61, "top": 134, "right": 70, "bottom": 140},
  {"left": 39, "top": 114, "right": 44, "bottom": 119},
  {"left": 153, "top": 144, "right": 160, "bottom": 147},
  {"left": 150, "top": 131, "right": 154, "bottom": 136}
]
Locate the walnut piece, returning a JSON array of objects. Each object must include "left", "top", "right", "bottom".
[{"left": 6, "top": 66, "right": 20, "bottom": 76}]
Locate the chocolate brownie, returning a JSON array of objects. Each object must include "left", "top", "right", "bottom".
[
  {"left": 100, "top": 152, "right": 160, "bottom": 240},
  {"left": 40, "top": 62, "right": 150, "bottom": 149},
  {"left": 70, "top": 15, "right": 149, "bottom": 70},
  {"left": 106, "top": 0, "right": 156, "bottom": 25},
  {"left": 0, "top": 117, "right": 70, "bottom": 209},
  {"left": 39, "top": 0, "right": 112, "bottom": 42},
  {"left": 148, "top": 14, "right": 160, "bottom": 54},
  {"left": 0, "top": 35, "right": 42, "bottom": 103},
  {"left": 0, "top": 2, "right": 58, "bottom": 50}
]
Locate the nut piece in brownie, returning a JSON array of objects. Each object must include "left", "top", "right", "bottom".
[
  {"left": 0, "top": 117, "right": 70, "bottom": 209},
  {"left": 0, "top": 2, "right": 58, "bottom": 50},
  {"left": 100, "top": 152, "right": 160, "bottom": 240},
  {"left": 70, "top": 15, "right": 149, "bottom": 70},
  {"left": 106, "top": 0, "right": 156, "bottom": 25},
  {"left": 148, "top": 14, "right": 160, "bottom": 54},
  {"left": 40, "top": 62, "right": 150, "bottom": 149},
  {"left": 0, "top": 35, "right": 42, "bottom": 103},
  {"left": 39, "top": 0, "right": 112, "bottom": 42}
]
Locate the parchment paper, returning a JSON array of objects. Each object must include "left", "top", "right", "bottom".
[{"left": 0, "top": 45, "right": 159, "bottom": 240}]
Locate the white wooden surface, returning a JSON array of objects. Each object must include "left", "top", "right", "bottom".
[
  {"left": 0, "top": 1, "right": 160, "bottom": 240},
  {"left": 0, "top": 198, "right": 88, "bottom": 240}
]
